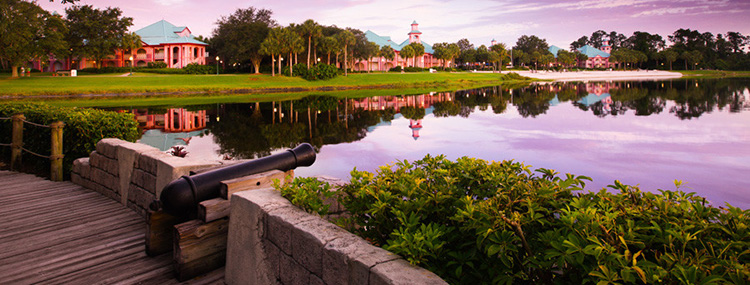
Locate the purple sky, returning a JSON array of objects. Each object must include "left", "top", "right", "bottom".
[{"left": 39, "top": 0, "right": 750, "bottom": 49}]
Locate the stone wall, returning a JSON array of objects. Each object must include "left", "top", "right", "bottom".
[
  {"left": 71, "top": 138, "right": 222, "bottom": 218},
  {"left": 226, "top": 188, "right": 448, "bottom": 285}
]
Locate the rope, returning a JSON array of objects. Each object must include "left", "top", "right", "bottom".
[
  {"left": 22, "top": 120, "right": 51, "bottom": 128},
  {"left": 0, "top": 117, "right": 11, "bottom": 120},
  {"left": 0, "top": 143, "right": 11, "bottom": 147},
  {"left": 21, "top": 147, "right": 51, "bottom": 159}
]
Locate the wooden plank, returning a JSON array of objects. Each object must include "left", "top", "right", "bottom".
[
  {"left": 198, "top": 198, "right": 230, "bottom": 222},
  {"left": 146, "top": 210, "right": 183, "bottom": 256},
  {"left": 0, "top": 171, "right": 225, "bottom": 284},
  {"left": 219, "top": 169, "right": 293, "bottom": 201},
  {"left": 0, "top": 221, "right": 143, "bottom": 266},
  {"left": 173, "top": 218, "right": 229, "bottom": 282}
]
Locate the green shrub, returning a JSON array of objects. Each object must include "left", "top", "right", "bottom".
[
  {"left": 389, "top": 65, "right": 403, "bottom": 72},
  {"left": 183, "top": 63, "right": 214, "bottom": 75},
  {"left": 278, "top": 155, "right": 750, "bottom": 284},
  {"left": 79, "top": 67, "right": 132, "bottom": 74},
  {"left": 404, "top": 67, "right": 426, "bottom": 72},
  {"left": 281, "top": 63, "right": 308, "bottom": 77},
  {"left": 0, "top": 102, "right": 140, "bottom": 178},
  {"left": 147, "top": 61, "right": 168, "bottom": 68},
  {"left": 138, "top": 68, "right": 186, "bottom": 74},
  {"left": 302, "top": 63, "right": 338, "bottom": 81},
  {"left": 499, "top": 72, "right": 531, "bottom": 81}
]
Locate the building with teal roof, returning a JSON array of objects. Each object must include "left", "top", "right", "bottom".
[
  {"left": 130, "top": 20, "right": 208, "bottom": 68},
  {"left": 30, "top": 19, "right": 208, "bottom": 72},
  {"left": 358, "top": 21, "right": 441, "bottom": 71},
  {"left": 548, "top": 38, "right": 614, "bottom": 69}
]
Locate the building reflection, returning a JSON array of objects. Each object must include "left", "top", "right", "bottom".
[
  {"left": 111, "top": 78, "right": 747, "bottom": 157},
  {"left": 131, "top": 108, "right": 208, "bottom": 151}
]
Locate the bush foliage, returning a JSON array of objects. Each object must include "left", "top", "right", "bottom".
[
  {"left": 281, "top": 63, "right": 338, "bottom": 81},
  {"left": 183, "top": 63, "right": 214, "bottom": 74},
  {"left": 0, "top": 102, "right": 140, "bottom": 178},
  {"left": 277, "top": 155, "right": 749, "bottom": 284}
]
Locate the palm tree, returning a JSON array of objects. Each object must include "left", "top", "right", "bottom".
[
  {"left": 490, "top": 43, "right": 508, "bottom": 70},
  {"left": 278, "top": 26, "right": 303, "bottom": 76},
  {"left": 379, "top": 45, "right": 395, "bottom": 71},
  {"left": 335, "top": 30, "right": 355, "bottom": 76},
  {"left": 400, "top": 45, "right": 414, "bottom": 68},
  {"left": 260, "top": 28, "right": 283, "bottom": 76},
  {"left": 318, "top": 36, "right": 338, "bottom": 64},
  {"left": 408, "top": 43, "right": 424, "bottom": 68},
  {"left": 299, "top": 19, "right": 322, "bottom": 69}
]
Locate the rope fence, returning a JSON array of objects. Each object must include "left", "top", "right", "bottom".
[{"left": 0, "top": 114, "right": 65, "bottom": 181}]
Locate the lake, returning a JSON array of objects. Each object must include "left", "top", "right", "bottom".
[{"left": 117, "top": 78, "right": 749, "bottom": 208}]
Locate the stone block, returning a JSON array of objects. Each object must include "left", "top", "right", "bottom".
[
  {"left": 91, "top": 181, "right": 121, "bottom": 202},
  {"left": 267, "top": 205, "right": 317, "bottom": 256},
  {"left": 262, "top": 239, "right": 281, "bottom": 281},
  {"left": 96, "top": 138, "right": 127, "bottom": 159},
  {"left": 226, "top": 188, "right": 278, "bottom": 285},
  {"left": 117, "top": 141, "right": 160, "bottom": 205},
  {"left": 138, "top": 150, "right": 169, "bottom": 175},
  {"left": 154, "top": 155, "right": 221, "bottom": 198},
  {"left": 309, "top": 274, "right": 324, "bottom": 285},
  {"left": 279, "top": 252, "right": 310, "bottom": 285},
  {"left": 131, "top": 169, "right": 157, "bottom": 194},
  {"left": 291, "top": 218, "right": 349, "bottom": 278},
  {"left": 72, "top": 157, "right": 90, "bottom": 176},
  {"left": 126, "top": 201, "right": 148, "bottom": 218},
  {"left": 349, "top": 240, "right": 401, "bottom": 285},
  {"left": 369, "top": 258, "right": 448, "bottom": 285},
  {"left": 128, "top": 184, "right": 156, "bottom": 210},
  {"left": 322, "top": 235, "right": 363, "bottom": 285},
  {"left": 90, "top": 152, "right": 119, "bottom": 176},
  {"left": 90, "top": 167, "right": 118, "bottom": 193}
]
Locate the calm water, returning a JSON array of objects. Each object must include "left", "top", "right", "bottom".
[{"left": 121, "top": 78, "right": 750, "bottom": 208}]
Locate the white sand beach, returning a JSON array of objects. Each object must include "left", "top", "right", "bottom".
[{"left": 504, "top": 70, "right": 683, "bottom": 82}]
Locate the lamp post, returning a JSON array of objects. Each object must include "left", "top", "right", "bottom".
[
  {"left": 215, "top": 56, "right": 219, "bottom": 75},
  {"left": 128, "top": 56, "right": 133, "bottom": 75}
]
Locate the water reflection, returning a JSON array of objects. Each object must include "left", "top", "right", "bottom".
[{"left": 116, "top": 78, "right": 749, "bottom": 208}]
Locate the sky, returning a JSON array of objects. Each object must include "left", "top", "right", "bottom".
[{"left": 38, "top": 0, "right": 750, "bottom": 49}]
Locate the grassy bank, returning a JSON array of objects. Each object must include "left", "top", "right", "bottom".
[
  {"left": 679, "top": 70, "right": 750, "bottom": 77},
  {"left": 0, "top": 72, "right": 528, "bottom": 97}
]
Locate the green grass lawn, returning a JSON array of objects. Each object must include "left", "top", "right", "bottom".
[
  {"left": 0, "top": 72, "right": 526, "bottom": 97},
  {"left": 679, "top": 70, "right": 750, "bottom": 77}
]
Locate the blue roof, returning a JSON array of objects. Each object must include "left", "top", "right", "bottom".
[
  {"left": 135, "top": 20, "right": 207, "bottom": 46},
  {"left": 365, "top": 30, "right": 434, "bottom": 54},
  {"left": 408, "top": 29, "right": 422, "bottom": 34},
  {"left": 578, "top": 93, "right": 611, "bottom": 106},
  {"left": 412, "top": 20, "right": 418, "bottom": 25},
  {"left": 577, "top": 45, "right": 609, "bottom": 58},
  {"left": 548, "top": 45, "right": 563, "bottom": 58}
]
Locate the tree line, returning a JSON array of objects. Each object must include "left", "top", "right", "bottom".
[
  {"left": 0, "top": 0, "right": 140, "bottom": 77},
  {"left": 3, "top": 1, "right": 750, "bottom": 78}
]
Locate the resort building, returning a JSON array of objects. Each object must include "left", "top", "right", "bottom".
[
  {"left": 548, "top": 39, "right": 613, "bottom": 69},
  {"left": 29, "top": 20, "right": 207, "bottom": 72},
  {"left": 358, "top": 21, "right": 440, "bottom": 71}
]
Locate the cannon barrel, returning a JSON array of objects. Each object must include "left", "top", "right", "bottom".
[{"left": 153, "top": 143, "right": 315, "bottom": 216}]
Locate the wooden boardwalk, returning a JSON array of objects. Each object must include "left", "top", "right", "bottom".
[{"left": 0, "top": 171, "right": 224, "bottom": 284}]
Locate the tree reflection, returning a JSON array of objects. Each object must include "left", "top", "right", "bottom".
[{"left": 122, "top": 78, "right": 749, "bottom": 159}]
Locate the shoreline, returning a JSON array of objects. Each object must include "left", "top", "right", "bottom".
[{"left": 506, "top": 70, "right": 683, "bottom": 82}]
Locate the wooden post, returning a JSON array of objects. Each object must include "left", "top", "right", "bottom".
[
  {"left": 174, "top": 218, "right": 229, "bottom": 281},
  {"left": 10, "top": 114, "right": 24, "bottom": 171},
  {"left": 49, "top": 121, "right": 64, "bottom": 181},
  {"left": 146, "top": 210, "right": 182, "bottom": 256}
]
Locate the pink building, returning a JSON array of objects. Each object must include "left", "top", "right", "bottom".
[
  {"left": 548, "top": 38, "right": 613, "bottom": 69},
  {"left": 357, "top": 21, "right": 440, "bottom": 71},
  {"left": 28, "top": 20, "right": 207, "bottom": 72}
]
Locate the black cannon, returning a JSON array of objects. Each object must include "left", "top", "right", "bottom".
[{"left": 151, "top": 143, "right": 316, "bottom": 216}]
